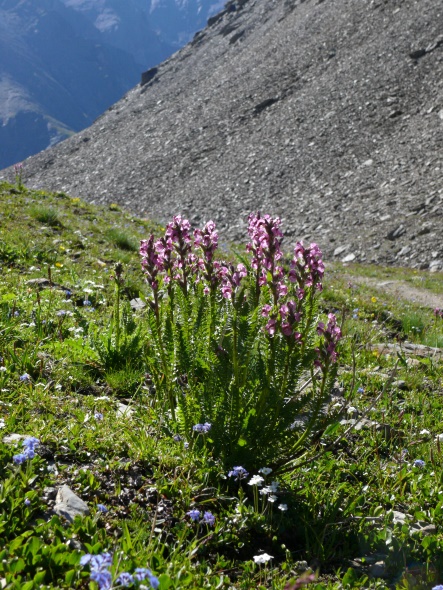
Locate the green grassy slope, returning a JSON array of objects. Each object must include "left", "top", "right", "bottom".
[{"left": 1, "top": 182, "right": 443, "bottom": 589}]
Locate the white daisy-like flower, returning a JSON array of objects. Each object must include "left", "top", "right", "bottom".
[
  {"left": 420, "top": 429, "right": 430, "bottom": 436},
  {"left": 253, "top": 553, "right": 273, "bottom": 564},
  {"left": 260, "top": 486, "right": 272, "bottom": 495},
  {"left": 268, "top": 495, "right": 277, "bottom": 503},
  {"left": 278, "top": 504, "right": 288, "bottom": 511},
  {"left": 248, "top": 475, "right": 264, "bottom": 486},
  {"left": 269, "top": 481, "right": 279, "bottom": 492},
  {"left": 259, "top": 467, "right": 273, "bottom": 475}
]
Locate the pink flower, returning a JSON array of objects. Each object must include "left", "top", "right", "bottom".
[
  {"left": 290, "top": 241, "right": 324, "bottom": 291},
  {"left": 247, "top": 212, "right": 285, "bottom": 303},
  {"left": 261, "top": 304, "right": 272, "bottom": 317},
  {"left": 221, "top": 284, "right": 233, "bottom": 299},
  {"left": 265, "top": 319, "right": 277, "bottom": 336},
  {"left": 315, "top": 314, "right": 342, "bottom": 369},
  {"left": 281, "top": 322, "right": 293, "bottom": 336}
]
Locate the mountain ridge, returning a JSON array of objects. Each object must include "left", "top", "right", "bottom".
[
  {"left": 3, "top": 0, "right": 443, "bottom": 269},
  {"left": 0, "top": 0, "right": 222, "bottom": 168}
]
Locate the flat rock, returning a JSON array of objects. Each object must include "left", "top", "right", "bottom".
[
  {"left": 429, "top": 259, "right": 443, "bottom": 272},
  {"left": 391, "top": 510, "right": 408, "bottom": 525},
  {"left": 370, "top": 342, "right": 443, "bottom": 359},
  {"left": 386, "top": 225, "right": 406, "bottom": 240},
  {"left": 54, "top": 485, "right": 90, "bottom": 522},
  {"left": 26, "top": 278, "right": 51, "bottom": 287},
  {"left": 333, "top": 245, "right": 349, "bottom": 256},
  {"left": 3, "top": 433, "right": 27, "bottom": 444},
  {"left": 369, "top": 561, "right": 387, "bottom": 579},
  {"left": 117, "top": 403, "right": 133, "bottom": 417}
]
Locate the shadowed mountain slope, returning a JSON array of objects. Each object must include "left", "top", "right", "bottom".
[{"left": 4, "top": 0, "right": 443, "bottom": 268}]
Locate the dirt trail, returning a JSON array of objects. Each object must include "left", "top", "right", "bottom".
[{"left": 348, "top": 276, "right": 443, "bottom": 309}]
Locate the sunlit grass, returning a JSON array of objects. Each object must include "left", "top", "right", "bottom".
[{"left": 2, "top": 181, "right": 443, "bottom": 589}]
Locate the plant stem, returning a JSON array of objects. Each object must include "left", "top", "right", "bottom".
[{"left": 114, "top": 279, "right": 121, "bottom": 353}]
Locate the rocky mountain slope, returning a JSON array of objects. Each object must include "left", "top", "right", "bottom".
[{"left": 3, "top": 0, "right": 443, "bottom": 269}]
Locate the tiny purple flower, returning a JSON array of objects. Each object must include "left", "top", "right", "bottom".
[
  {"left": 193, "top": 422, "right": 211, "bottom": 433},
  {"left": 90, "top": 553, "right": 113, "bottom": 571},
  {"left": 413, "top": 459, "right": 425, "bottom": 468},
  {"left": 228, "top": 466, "right": 249, "bottom": 480},
  {"left": 24, "top": 498, "right": 31, "bottom": 506},
  {"left": 19, "top": 373, "right": 31, "bottom": 382},
  {"left": 187, "top": 509, "right": 201, "bottom": 522},
  {"left": 90, "top": 570, "right": 112, "bottom": 590},
  {"left": 13, "top": 453, "right": 28, "bottom": 464},
  {"left": 80, "top": 554, "right": 92, "bottom": 566},
  {"left": 94, "top": 412, "right": 104, "bottom": 420},
  {"left": 97, "top": 504, "right": 108, "bottom": 513},
  {"left": 133, "top": 567, "right": 154, "bottom": 582},
  {"left": 23, "top": 437, "right": 39, "bottom": 451},
  {"left": 203, "top": 511, "right": 215, "bottom": 526},
  {"left": 116, "top": 572, "right": 134, "bottom": 587}
]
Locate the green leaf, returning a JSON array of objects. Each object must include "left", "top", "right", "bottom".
[
  {"left": 341, "top": 567, "right": 358, "bottom": 587},
  {"left": 158, "top": 574, "right": 173, "bottom": 590},
  {"left": 65, "top": 569, "right": 77, "bottom": 585},
  {"left": 237, "top": 438, "right": 247, "bottom": 447},
  {"left": 9, "top": 558, "right": 26, "bottom": 573},
  {"left": 33, "top": 571, "right": 46, "bottom": 584}
]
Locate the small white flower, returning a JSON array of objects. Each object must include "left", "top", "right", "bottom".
[
  {"left": 347, "top": 406, "right": 358, "bottom": 414},
  {"left": 270, "top": 481, "right": 279, "bottom": 492},
  {"left": 268, "top": 494, "right": 277, "bottom": 503},
  {"left": 0, "top": 419, "right": 5, "bottom": 429},
  {"left": 248, "top": 475, "right": 264, "bottom": 486},
  {"left": 420, "top": 429, "right": 430, "bottom": 436},
  {"left": 253, "top": 553, "right": 273, "bottom": 564},
  {"left": 278, "top": 504, "right": 288, "bottom": 511},
  {"left": 0, "top": 367, "right": 6, "bottom": 372},
  {"left": 259, "top": 467, "right": 273, "bottom": 475},
  {"left": 260, "top": 486, "right": 272, "bottom": 495}
]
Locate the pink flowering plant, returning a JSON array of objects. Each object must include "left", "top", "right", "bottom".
[{"left": 140, "top": 213, "right": 341, "bottom": 471}]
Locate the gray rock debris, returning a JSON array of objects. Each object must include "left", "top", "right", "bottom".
[
  {"left": 2, "top": 0, "right": 442, "bottom": 270},
  {"left": 54, "top": 485, "right": 90, "bottom": 522}
]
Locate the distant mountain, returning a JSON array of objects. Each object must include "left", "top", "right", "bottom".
[
  {"left": 8, "top": 0, "right": 443, "bottom": 271},
  {"left": 0, "top": 0, "right": 222, "bottom": 169},
  {"left": 146, "top": 0, "right": 225, "bottom": 47}
]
